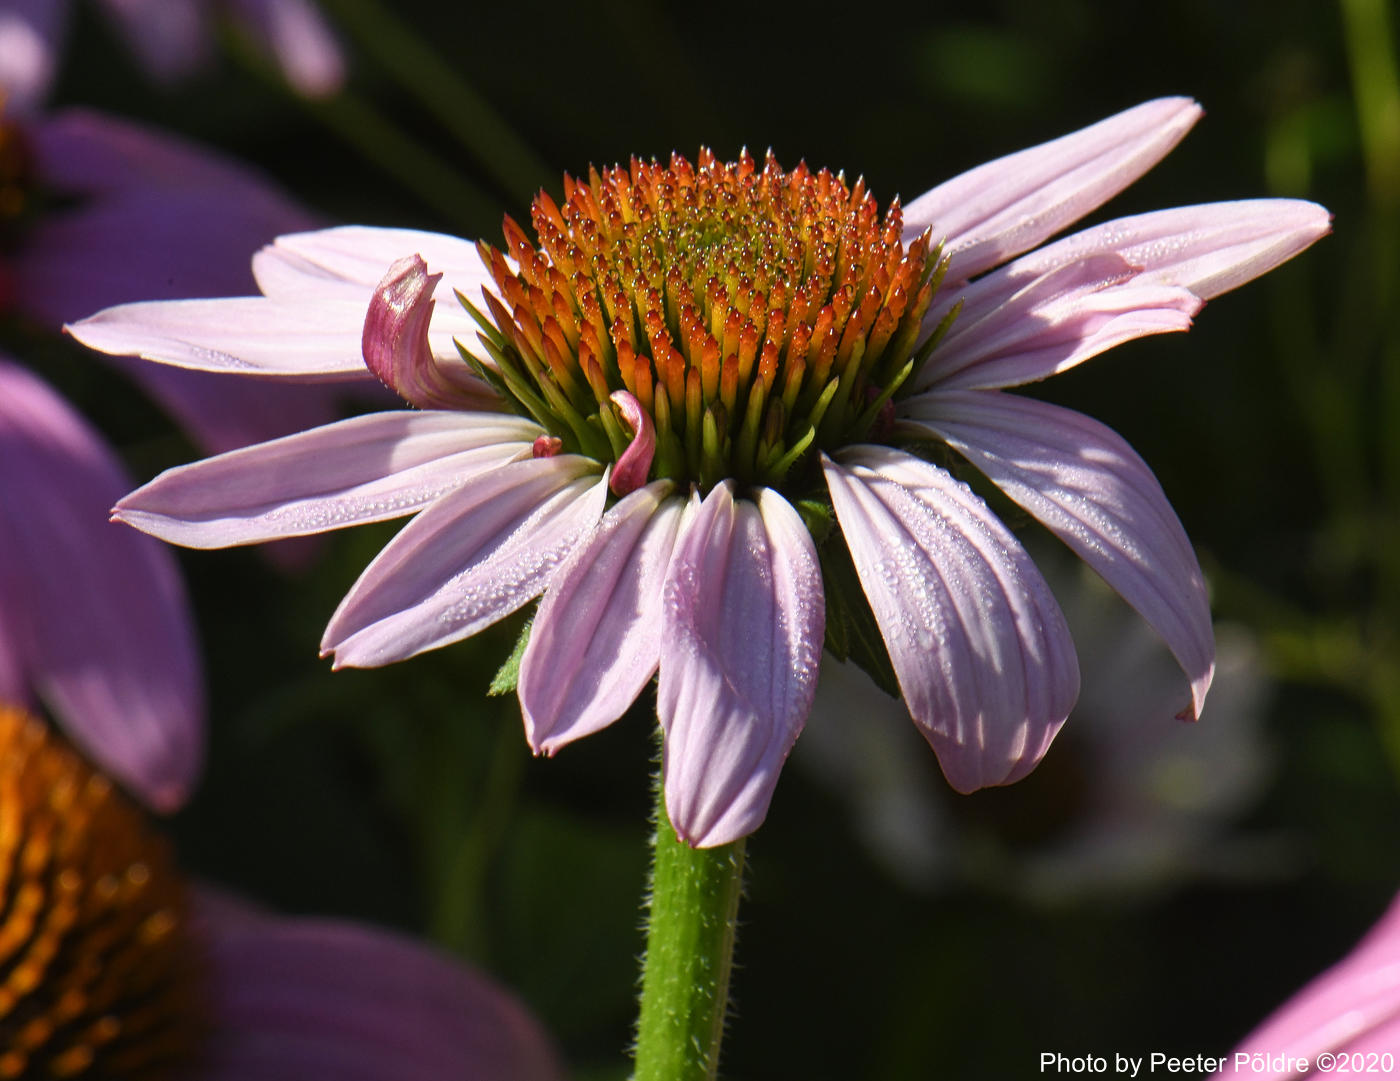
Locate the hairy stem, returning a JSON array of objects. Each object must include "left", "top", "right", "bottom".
[{"left": 633, "top": 775, "right": 746, "bottom": 1081}]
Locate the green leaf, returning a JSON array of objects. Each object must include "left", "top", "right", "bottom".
[
  {"left": 817, "top": 527, "right": 902, "bottom": 698},
  {"left": 488, "top": 613, "right": 534, "bottom": 695}
]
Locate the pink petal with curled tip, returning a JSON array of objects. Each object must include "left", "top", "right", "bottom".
[
  {"left": 0, "top": 360, "right": 202, "bottom": 811},
  {"left": 324, "top": 456, "right": 607, "bottom": 668},
  {"left": 916, "top": 253, "right": 1202, "bottom": 391},
  {"left": 363, "top": 254, "right": 494, "bottom": 410},
  {"left": 924, "top": 199, "right": 1334, "bottom": 337},
  {"left": 904, "top": 97, "right": 1202, "bottom": 282},
  {"left": 658, "top": 484, "right": 823, "bottom": 847},
  {"left": 607, "top": 390, "right": 655, "bottom": 496},
  {"left": 823, "top": 448, "right": 1078, "bottom": 793},
  {"left": 249, "top": 228, "right": 489, "bottom": 370},
  {"left": 905, "top": 389, "right": 1213, "bottom": 721},
  {"left": 521, "top": 481, "right": 683, "bottom": 753},
  {"left": 115, "top": 411, "right": 541, "bottom": 548}
]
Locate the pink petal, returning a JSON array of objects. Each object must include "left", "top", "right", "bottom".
[
  {"left": 925, "top": 200, "right": 1334, "bottom": 338},
  {"left": 904, "top": 97, "right": 1202, "bottom": 282},
  {"left": 66, "top": 295, "right": 378, "bottom": 379},
  {"left": 917, "top": 253, "right": 1202, "bottom": 391},
  {"left": 324, "top": 456, "right": 608, "bottom": 668},
  {"left": 0, "top": 360, "right": 202, "bottom": 812},
  {"left": 822, "top": 447, "right": 1078, "bottom": 793},
  {"left": 193, "top": 894, "right": 566, "bottom": 1081},
  {"left": 1220, "top": 894, "right": 1400, "bottom": 1079},
  {"left": 906, "top": 389, "right": 1214, "bottom": 721},
  {"left": 249, "top": 228, "right": 488, "bottom": 368},
  {"left": 115, "top": 411, "right": 541, "bottom": 547},
  {"left": 607, "top": 389, "right": 655, "bottom": 496},
  {"left": 520, "top": 481, "right": 684, "bottom": 753},
  {"left": 252, "top": 226, "right": 493, "bottom": 302},
  {"left": 363, "top": 255, "right": 496, "bottom": 410},
  {"left": 658, "top": 484, "right": 824, "bottom": 847}
]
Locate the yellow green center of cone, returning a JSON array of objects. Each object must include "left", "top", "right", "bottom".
[{"left": 466, "top": 149, "right": 951, "bottom": 491}]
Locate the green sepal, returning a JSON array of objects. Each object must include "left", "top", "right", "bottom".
[
  {"left": 456, "top": 289, "right": 509, "bottom": 351},
  {"left": 453, "top": 339, "right": 511, "bottom": 401},
  {"left": 472, "top": 334, "right": 559, "bottom": 433},
  {"left": 794, "top": 497, "right": 836, "bottom": 545},
  {"left": 817, "top": 525, "right": 901, "bottom": 698},
  {"left": 488, "top": 613, "right": 534, "bottom": 695}
]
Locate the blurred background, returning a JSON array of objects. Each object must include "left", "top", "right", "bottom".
[{"left": 5, "top": 0, "right": 1398, "bottom": 1076}]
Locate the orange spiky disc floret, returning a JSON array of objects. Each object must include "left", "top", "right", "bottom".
[
  {"left": 464, "top": 149, "right": 950, "bottom": 491},
  {"left": 0, "top": 707, "right": 202, "bottom": 1081}
]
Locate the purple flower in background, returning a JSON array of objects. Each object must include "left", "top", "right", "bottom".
[
  {"left": 0, "top": 705, "right": 565, "bottom": 1081},
  {"left": 0, "top": 361, "right": 562, "bottom": 1079},
  {"left": 1213, "top": 892, "right": 1400, "bottom": 1079},
  {"left": 0, "top": 103, "right": 362, "bottom": 455},
  {"left": 0, "top": 0, "right": 344, "bottom": 111},
  {"left": 798, "top": 560, "right": 1275, "bottom": 899},
  {"left": 70, "top": 99, "right": 1331, "bottom": 846},
  {"left": 0, "top": 356, "right": 202, "bottom": 810}
]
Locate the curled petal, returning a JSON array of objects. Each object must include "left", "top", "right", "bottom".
[
  {"left": 0, "top": 361, "right": 202, "bottom": 811},
  {"left": 823, "top": 448, "right": 1078, "bottom": 793},
  {"left": 918, "top": 253, "right": 1202, "bottom": 391},
  {"left": 608, "top": 390, "right": 655, "bottom": 496},
  {"left": 521, "top": 481, "right": 682, "bottom": 753},
  {"left": 324, "top": 456, "right": 608, "bottom": 668},
  {"left": 658, "top": 484, "right": 824, "bottom": 847},
  {"left": 903, "top": 97, "right": 1202, "bottom": 281},
  {"left": 364, "top": 255, "right": 487, "bottom": 410},
  {"left": 905, "top": 389, "right": 1213, "bottom": 720},
  {"left": 194, "top": 894, "right": 566, "bottom": 1081}
]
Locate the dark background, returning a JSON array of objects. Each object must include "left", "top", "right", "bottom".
[{"left": 22, "top": 0, "right": 1400, "bottom": 1076}]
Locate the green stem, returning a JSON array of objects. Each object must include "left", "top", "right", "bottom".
[{"left": 633, "top": 777, "right": 747, "bottom": 1081}]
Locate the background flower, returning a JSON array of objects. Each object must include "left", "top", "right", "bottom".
[
  {"left": 0, "top": 703, "right": 565, "bottom": 1081},
  {"left": 797, "top": 557, "right": 1279, "bottom": 901},
  {"left": 0, "top": 0, "right": 344, "bottom": 112},
  {"left": 0, "top": 355, "right": 201, "bottom": 809}
]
